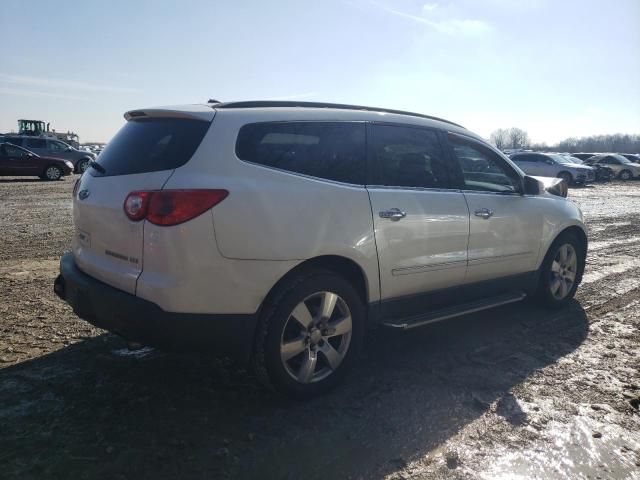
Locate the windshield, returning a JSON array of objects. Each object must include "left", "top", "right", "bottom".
[
  {"left": 613, "top": 155, "right": 632, "bottom": 164},
  {"left": 551, "top": 154, "right": 573, "bottom": 164},
  {"left": 91, "top": 117, "right": 211, "bottom": 177},
  {"left": 564, "top": 156, "right": 583, "bottom": 164}
]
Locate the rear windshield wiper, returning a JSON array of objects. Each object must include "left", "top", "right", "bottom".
[{"left": 89, "top": 160, "right": 106, "bottom": 174}]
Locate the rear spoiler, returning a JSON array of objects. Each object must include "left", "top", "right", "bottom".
[{"left": 124, "top": 105, "right": 215, "bottom": 122}]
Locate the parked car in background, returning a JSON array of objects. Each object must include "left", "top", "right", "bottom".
[
  {"left": 621, "top": 153, "right": 640, "bottom": 164},
  {"left": 560, "top": 154, "right": 614, "bottom": 182},
  {"left": 572, "top": 153, "right": 598, "bottom": 161},
  {"left": 584, "top": 154, "right": 640, "bottom": 180},
  {"left": 0, "top": 142, "right": 73, "bottom": 180},
  {"left": 54, "top": 101, "right": 588, "bottom": 397},
  {"left": 2, "top": 135, "right": 95, "bottom": 173},
  {"left": 509, "top": 152, "right": 595, "bottom": 184}
]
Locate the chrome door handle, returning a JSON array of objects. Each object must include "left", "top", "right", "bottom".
[
  {"left": 474, "top": 208, "right": 494, "bottom": 219},
  {"left": 379, "top": 208, "right": 406, "bottom": 221}
]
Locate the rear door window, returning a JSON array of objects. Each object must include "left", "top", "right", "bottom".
[
  {"left": 5, "top": 138, "right": 24, "bottom": 147},
  {"left": 236, "top": 122, "right": 366, "bottom": 184},
  {"left": 91, "top": 118, "right": 211, "bottom": 177},
  {"left": 369, "top": 124, "right": 451, "bottom": 188},
  {"left": 25, "top": 138, "right": 46, "bottom": 149}
]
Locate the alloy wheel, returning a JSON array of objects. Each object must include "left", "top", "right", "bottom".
[
  {"left": 550, "top": 243, "right": 577, "bottom": 300},
  {"left": 45, "top": 167, "right": 61, "bottom": 180},
  {"left": 280, "top": 291, "right": 352, "bottom": 384}
]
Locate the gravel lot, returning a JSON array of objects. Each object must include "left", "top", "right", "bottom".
[{"left": 1, "top": 177, "right": 639, "bottom": 479}]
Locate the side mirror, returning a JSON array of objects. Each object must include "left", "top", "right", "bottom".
[{"left": 523, "top": 175, "right": 542, "bottom": 195}]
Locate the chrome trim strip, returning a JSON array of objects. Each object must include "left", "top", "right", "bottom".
[
  {"left": 392, "top": 260, "right": 467, "bottom": 276},
  {"left": 468, "top": 251, "right": 533, "bottom": 265}
]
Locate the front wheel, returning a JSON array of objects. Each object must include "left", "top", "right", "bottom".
[
  {"left": 252, "top": 270, "right": 364, "bottom": 399},
  {"left": 535, "top": 233, "right": 585, "bottom": 308},
  {"left": 619, "top": 170, "right": 632, "bottom": 181},
  {"left": 43, "top": 165, "right": 63, "bottom": 181},
  {"left": 76, "top": 159, "right": 90, "bottom": 173},
  {"left": 558, "top": 172, "right": 573, "bottom": 185}
]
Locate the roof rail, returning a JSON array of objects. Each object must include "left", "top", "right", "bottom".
[{"left": 211, "top": 101, "right": 465, "bottom": 129}]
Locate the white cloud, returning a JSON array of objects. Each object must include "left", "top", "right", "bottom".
[
  {"left": 371, "top": 1, "right": 491, "bottom": 35},
  {"left": 0, "top": 73, "right": 139, "bottom": 93},
  {"left": 0, "top": 86, "right": 89, "bottom": 101}
]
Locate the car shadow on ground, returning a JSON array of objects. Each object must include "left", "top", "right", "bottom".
[{"left": 0, "top": 300, "right": 588, "bottom": 480}]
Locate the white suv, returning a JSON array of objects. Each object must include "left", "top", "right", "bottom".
[{"left": 55, "top": 101, "right": 587, "bottom": 397}]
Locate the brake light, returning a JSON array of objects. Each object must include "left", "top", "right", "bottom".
[{"left": 123, "top": 189, "right": 228, "bottom": 226}]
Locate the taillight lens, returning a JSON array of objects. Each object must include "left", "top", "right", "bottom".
[
  {"left": 124, "top": 191, "right": 151, "bottom": 221},
  {"left": 123, "top": 189, "right": 228, "bottom": 226}
]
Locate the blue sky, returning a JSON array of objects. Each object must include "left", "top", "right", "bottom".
[{"left": 1, "top": 0, "right": 638, "bottom": 144}]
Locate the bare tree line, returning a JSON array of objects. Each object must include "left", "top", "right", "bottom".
[
  {"left": 489, "top": 129, "right": 640, "bottom": 153},
  {"left": 489, "top": 128, "right": 531, "bottom": 150}
]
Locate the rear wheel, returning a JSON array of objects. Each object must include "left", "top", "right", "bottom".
[
  {"left": 252, "top": 270, "right": 364, "bottom": 399},
  {"left": 43, "top": 166, "right": 63, "bottom": 181},
  {"left": 557, "top": 171, "right": 572, "bottom": 185},
  {"left": 535, "top": 232, "right": 584, "bottom": 308},
  {"left": 619, "top": 170, "right": 632, "bottom": 180},
  {"left": 77, "top": 159, "right": 90, "bottom": 173}
]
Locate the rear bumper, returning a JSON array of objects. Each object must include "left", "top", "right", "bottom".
[{"left": 55, "top": 252, "right": 258, "bottom": 361}]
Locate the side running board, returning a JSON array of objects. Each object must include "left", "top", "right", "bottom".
[{"left": 383, "top": 291, "right": 527, "bottom": 330}]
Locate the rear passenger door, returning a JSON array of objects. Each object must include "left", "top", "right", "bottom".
[
  {"left": 512, "top": 154, "right": 541, "bottom": 175},
  {"left": 23, "top": 138, "right": 48, "bottom": 156},
  {"left": 446, "top": 133, "right": 544, "bottom": 285},
  {"left": 366, "top": 124, "right": 470, "bottom": 319}
]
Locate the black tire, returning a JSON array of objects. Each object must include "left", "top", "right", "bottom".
[
  {"left": 619, "top": 170, "right": 632, "bottom": 181},
  {"left": 535, "top": 232, "right": 585, "bottom": 308},
  {"left": 43, "top": 165, "right": 63, "bottom": 181},
  {"left": 557, "top": 171, "right": 572, "bottom": 185},
  {"left": 76, "top": 159, "right": 90, "bottom": 174},
  {"left": 252, "top": 269, "right": 365, "bottom": 399}
]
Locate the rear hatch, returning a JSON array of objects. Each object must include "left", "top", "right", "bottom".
[{"left": 72, "top": 108, "right": 213, "bottom": 294}]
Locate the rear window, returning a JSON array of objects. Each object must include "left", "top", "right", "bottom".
[
  {"left": 90, "top": 118, "right": 210, "bottom": 177},
  {"left": 235, "top": 122, "right": 366, "bottom": 184}
]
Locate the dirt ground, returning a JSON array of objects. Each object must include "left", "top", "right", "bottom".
[{"left": 1, "top": 176, "right": 639, "bottom": 480}]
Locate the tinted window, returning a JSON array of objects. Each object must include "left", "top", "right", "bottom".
[
  {"left": 25, "top": 138, "right": 46, "bottom": 149},
  {"left": 49, "top": 141, "right": 68, "bottom": 151},
  {"left": 450, "top": 136, "right": 521, "bottom": 193},
  {"left": 2, "top": 144, "right": 29, "bottom": 157},
  {"left": 511, "top": 154, "right": 538, "bottom": 163},
  {"left": 91, "top": 118, "right": 210, "bottom": 177},
  {"left": 370, "top": 125, "right": 449, "bottom": 188},
  {"left": 5, "top": 137, "right": 23, "bottom": 147},
  {"left": 236, "top": 122, "right": 366, "bottom": 184}
]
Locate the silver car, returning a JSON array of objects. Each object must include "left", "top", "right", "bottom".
[
  {"left": 509, "top": 152, "right": 595, "bottom": 184},
  {"left": 585, "top": 154, "right": 640, "bottom": 180},
  {"left": 54, "top": 101, "right": 588, "bottom": 397}
]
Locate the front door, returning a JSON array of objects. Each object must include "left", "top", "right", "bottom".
[
  {"left": 367, "top": 124, "right": 470, "bottom": 319},
  {"left": 446, "top": 133, "right": 545, "bottom": 287},
  {"left": 1, "top": 144, "right": 37, "bottom": 175}
]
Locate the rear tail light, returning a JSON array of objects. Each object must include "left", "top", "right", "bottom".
[{"left": 123, "top": 189, "right": 228, "bottom": 226}]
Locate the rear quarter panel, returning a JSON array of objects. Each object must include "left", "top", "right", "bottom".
[{"left": 163, "top": 109, "right": 381, "bottom": 303}]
